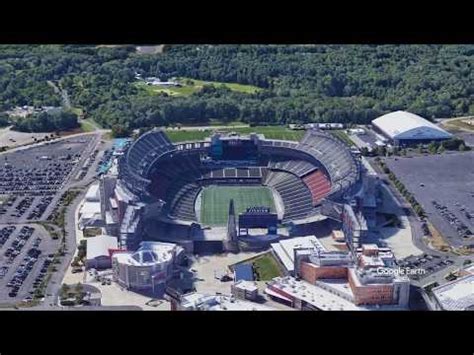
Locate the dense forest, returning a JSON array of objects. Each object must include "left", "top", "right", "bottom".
[
  {"left": 0, "top": 44, "right": 472, "bottom": 133},
  {"left": 12, "top": 110, "right": 79, "bottom": 133},
  {"left": 0, "top": 113, "right": 9, "bottom": 128}
]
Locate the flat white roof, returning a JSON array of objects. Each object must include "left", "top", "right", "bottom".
[
  {"left": 266, "top": 276, "right": 366, "bottom": 311},
  {"left": 432, "top": 274, "right": 474, "bottom": 311},
  {"left": 360, "top": 254, "right": 385, "bottom": 268},
  {"left": 86, "top": 235, "right": 118, "bottom": 260},
  {"left": 85, "top": 183, "right": 100, "bottom": 202},
  {"left": 372, "top": 111, "right": 452, "bottom": 140},
  {"left": 180, "top": 293, "right": 273, "bottom": 311},
  {"left": 80, "top": 201, "right": 101, "bottom": 218},
  {"left": 109, "top": 197, "right": 118, "bottom": 209},
  {"left": 316, "top": 279, "right": 355, "bottom": 300},
  {"left": 105, "top": 211, "right": 115, "bottom": 225},
  {"left": 234, "top": 280, "right": 258, "bottom": 292},
  {"left": 271, "top": 236, "right": 326, "bottom": 272}
]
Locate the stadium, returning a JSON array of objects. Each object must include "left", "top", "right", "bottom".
[{"left": 117, "top": 128, "right": 361, "bottom": 252}]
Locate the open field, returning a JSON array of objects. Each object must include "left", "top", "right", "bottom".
[
  {"left": 232, "top": 126, "right": 305, "bottom": 141},
  {"left": 251, "top": 253, "right": 283, "bottom": 280},
  {"left": 200, "top": 186, "right": 275, "bottom": 226},
  {"left": 165, "top": 125, "right": 305, "bottom": 143},
  {"left": 79, "top": 120, "right": 96, "bottom": 132},
  {"left": 135, "top": 77, "right": 261, "bottom": 97},
  {"left": 177, "top": 77, "right": 262, "bottom": 94},
  {"left": 165, "top": 129, "right": 214, "bottom": 142},
  {"left": 441, "top": 117, "right": 474, "bottom": 133},
  {"left": 229, "top": 252, "right": 284, "bottom": 281}
]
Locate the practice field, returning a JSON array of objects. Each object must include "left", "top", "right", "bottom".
[
  {"left": 200, "top": 186, "right": 275, "bottom": 226},
  {"left": 135, "top": 77, "right": 261, "bottom": 97},
  {"left": 166, "top": 125, "right": 305, "bottom": 143}
]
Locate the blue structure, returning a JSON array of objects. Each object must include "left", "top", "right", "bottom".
[
  {"left": 98, "top": 138, "right": 132, "bottom": 174},
  {"left": 233, "top": 264, "right": 254, "bottom": 281}
]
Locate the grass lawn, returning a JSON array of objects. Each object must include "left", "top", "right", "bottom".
[
  {"left": 80, "top": 120, "right": 97, "bottom": 132},
  {"left": 251, "top": 253, "right": 283, "bottom": 281},
  {"left": 178, "top": 77, "right": 262, "bottom": 94},
  {"left": 165, "top": 129, "right": 215, "bottom": 142},
  {"left": 70, "top": 107, "right": 84, "bottom": 117},
  {"left": 165, "top": 125, "right": 306, "bottom": 143},
  {"left": 231, "top": 126, "right": 305, "bottom": 141},
  {"left": 200, "top": 186, "right": 275, "bottom": 226},
  {"left": 83, "top": 227, "right": 102, "bottom": 238},
  {"left": 134, "top": 77, "right": 262, "bottom": 97}
]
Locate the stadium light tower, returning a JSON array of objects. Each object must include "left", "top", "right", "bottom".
[
  {"left": 227, "top": 199, "right": 237, "bottom": 242},
  {"left": 224, "top": 199, "right": 239, "bottom": 252}
]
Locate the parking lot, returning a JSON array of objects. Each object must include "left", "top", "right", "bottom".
[
  {"left": 0, "top": 132, "right": 105, "bottom": 306},
  {"left": 385, "top": 152, "right": 474, "bottom": 248},
  {"left": 0, "top": 136, "right": 92, "bottom": 193},
  {"left": 398, "top": 253, "right": 455, "bottom": 282},
  {"left": 0, "top": 135, "right": 96, "bottom": 224},
  {"left": 0, "top": 224, "right": 59, "bottom": 303}
]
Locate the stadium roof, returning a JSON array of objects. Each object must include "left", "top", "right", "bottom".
[
  {"left": 113, "top": 241, "right": 181, "bottom": 266},
  {"left": 372, "top": 111, "right": 452, "bottom": 141}
]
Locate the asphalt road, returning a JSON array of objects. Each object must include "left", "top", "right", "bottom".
[{"left": 42, "top": 134, "right": 108, "bottom": 308}]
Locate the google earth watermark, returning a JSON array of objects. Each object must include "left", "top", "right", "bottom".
[{"left": 376, "top": 267, "right": 426, "bottom": 276}]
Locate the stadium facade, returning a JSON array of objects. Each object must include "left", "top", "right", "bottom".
[
  {"left": 112, "top": 128, "right": 364, "bottom": 252},
  {"left": 112, "top": 241, "right": 184, "bottom": 292},
  {"left": 372, "top": 111, "right": 452, "bottom": 146}
]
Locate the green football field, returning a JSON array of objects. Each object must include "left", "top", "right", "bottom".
[{"left": 200, "top": 186, "right": 275, "bottom": 226}]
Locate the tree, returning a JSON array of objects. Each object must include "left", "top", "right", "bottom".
[
  {"left": 111, "top": 124, "right": 131, "bottom": 138},
  {"left": 1, "top": 44, "right": 473, "bottom": 130},
  {"left": 0, "top": 113, "right": 9, "bottom": 127},
  {"left": 75, "top": 283, "right": 85, "bottom": 304},
  {"left": 376, "top": 145, "right": 387, "bottom": 156},
  {"left": 428, "top": 142, "right": 438, "bottom": 154},
  {"left": 417, "top": 143, "right": 424, "bottom": 154},
  {"left": 12, "top": 110, "right": 79, "bottom": 133},
  {"left": 60, "top": 284, "right": 70, "bottom": 298},
  {"left": 75, "top": 283, "right": 84, "bottom": 294}
]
